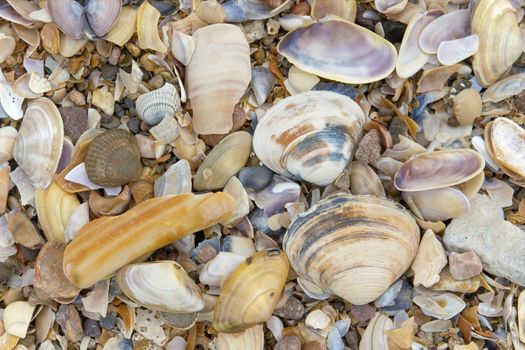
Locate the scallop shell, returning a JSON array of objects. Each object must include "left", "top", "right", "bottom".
[
  {"left": 135, "top": 83, "right": 181, "bottom": 126},
  {"left": 216, "top": 325, "right": 264, "bottom": 350},
  {"left": 277, "top": 18, "right": 397, "bottom": 84},
  {"left": 0, "top": 126, "right": 17, "bottom": 162},
  {"left": 3, "top": 301, "right": 35, "bottom": 338},
  {"left": 253, "top": 91, "right": 365, "bottom": 186},
  {"left": 486, "top": 117, "right": 525, "bottom": 178},
  {"left": 213, "top": 249, "right": 289, "bottom": 333},
  {"left": 186, "top": 23, "right": 251, "bottom": 135},
  {"left": 472, "top": 0, "right": 522, "bottom": 87},
  {"left": 84, "top": 129, "right": 142, "bottom": 187},
  {"left": 453, "top": 88, "right": 482, "bottom": 126},
  {"left": 284, "top": 193, "right": 420, "bottom": 305},
  {"left": 117, "top": 261, "right": 205, "bottom": 313},
  {"left": 13, "top": 98, "right": 64, "bottom": 189}
]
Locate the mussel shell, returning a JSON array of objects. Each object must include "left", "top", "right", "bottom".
[
  {"left": 284, "top": 193, "right": 420, "bottom": 305},
  {"left": 84, "top": 129, "right": 142, "bottom": 187},
  {"left": 85, "top": 0, "right": 122, "bottom": 37}
]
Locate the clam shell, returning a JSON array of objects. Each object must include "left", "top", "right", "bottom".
[
  {"left": 137, "top": 0, "right": 167, "bottom": 52},
  {"left": 213, "top": 249, "right": 289, "bottom": 332},
  {"left": 472, "top": 0, "right": 522, "bottom": 87},
  {"left": 41, "top": 22, "right": 60, "bottom": 55},
  {"left": 413, "top": 293, "right": 466, "bottom": 320},
  {"left": 59, "top": 35, "right": 88, "bottom": 58},
  {"left": 410, "top": 229, "right": 447, "bottom": 288},
  {"left": 13, "top": 72, "right": 44, "bottom": 99},
  {"left": 0, "top": 79, "right": 24, "bottom": 120},
  {"left": 453, "top": 88, "right": 482, "bottom": 126},
  {"left": 418, "top": 9, "right": 470, "bottom": 55},
  {"left": 186, "top": 23, "right": 251, "bottom": 135},
  {"left": 216, "top": 325, "right": 264, "bottom": 350},
  {"left": 394, "top": 149, "right": 485, "bottom": 192},
  {"left": 382, "top": 135, "right": 426, "bottom": 162},
  {"left": 199, "top": 251, "right": 245, "bottom": 287},
  {"left": 154, "top": 159, "right": 192, "bottom": 197},
  {"left": 253, "top": 91, "right": 365, "bottom": 186},
  {"left": 13, "top": 98, "right": 64, "bottom": 189},
  {"left": 284, "top": 194, "right": 420, "bottom": 305},
  {"left": 402, "top": 187, "right": 470, "bottom": 222},
  {"left": 311, "top": 0, "right": 357, "bottom": 21},
  {"left": 84, "top": 129, "right": 142, "bottom": 187},
  {"left": 117, "top": 261, "right": 205, "bottom": 313},
  {"left": 0, "top": 0, "right": 34, "bottom": 27},
  {"left": 194, "top": 131, "right": 252, "bottom": 191},
  {"left": 359, "top": 313, "right": 394, "bottom": 350},
  {"left": 277, "top": 18, "right": 396, "bottom": 84},
  {"left": 221, "top": 176, "right": 250, "bottom": 226},
  {"left": 46, "top": 0, "right": 84, "bottom": 39},
  {"left": 437, "top": 34, "right": 479, "bottom": 66},
  {"left": 374, "top": 0, "right": 407, "bottom": 15},
  {"left": 481, "top": 73, "right": 525, "bottom": 103},
  {"left": 487, "top": 117, "right": 525, "bottom": 178},
  {"left": 63, "top": 192, "right": 236, "bottom": 288},
  {"left": 85, "top": 0, "right": 122, "bottom": 37},
  {"left": 135, "top": 83, "right": 181, "bottom": 126},
  {"left": 349, "top": 161, "right": 385, "bottom": 197},
  {"left": 3, "top": 301, "right": 35, "bottom": 338},
  {"left": 0, "top": 33, "right": 15, "bottom": 64},
  {"left": 0, "top": 126, "right": 17, "bottom": 162},
  {"left": 105, "top": 6, "right": 137, "bottom": 46}
]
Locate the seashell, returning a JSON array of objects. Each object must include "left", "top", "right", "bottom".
[
  {"left": 418, "top": 9, "right": 470, "bottom": 55},
  {"left": 416, "top": 64, "right": 465, "bottom": 93},
  {"left": 40, "top": 22, "right": 60, "bottom": 55},
  {"left": 6, "top": 211, "right": 43, "bottom": 247},
  {"left": 485, "top": 117, "right": 525, "bottom": 178},
  {"left": 160, "top": 312, "right": 198, "bottom": 332},
  {"left": 14, "top": 98, "right": 64, "bottom": 189},
  {"left": 194, "top": 0, "right": 226, "bottom": 23},
  {"left": 137, "top": 0, "right": 167, "bottom": 52},
  {"left": 394, "top": 149, "right": 485, "bottom": 192},
  {"left": 105, "top": 6, "right": 137, "bottom": 46},
  {"left": 0, "top": 33, "right": 15, "bottom": 64},
  {"left": 238, "top": 166, "right": 273, "bottom": 192},
  {"left": 13, "top": 23, "right": 39, "bottom": 47},
  {"left": 410, "top": 229, "right": 447, "bottom": 288},
  {"left": 222, "top": 0, "right": 291, "bottom": 22},
  {"left": 0, "top": 162, "right": 8, "bottom": 214},
  {"left": 349, "top": 161, "right": 385, "bottom": 197},
  {"left": 253, "top": 91, "right": 365, "bottom": 186},
  {"left": 199, "top": 251, "right": 245, "bottom": 287},
  {"left": 277, "top": 18, "right": 396, "bottom": 84},
  {"left": 213, "top": 249, "right": 289, "bottom": 332},
  {"left": 59, "top": 34, "right": 87, "bottom": 57},
  {"left": 9, "top": 167, "right": 35, "bottom": 207},
  {"left": 223, "top": 236, "right": 255, "bottom": 257},
  {"left": 471, "top": 0, "right": 522, "bottom": 87},
  {"left": 483, "top": 178, "right": 513, "bottom": 207},
  {"left": 481, "top": 73, "right": 525, "bottom": 103},
  {"left": 154, "top": 159, "right": 192, "bottom": 197},
  {"left": 35, "top": 306, "right": 54, "bottom": 344},
  {"left": 254, "top": 175, "right": 300, "bottom": 216},
  {"left": 0, "top": 126, "right": 17, "bottom": 162},
  {"left": 65, "top": 202, "right": 89, "bottom": 243},
  {"left": 251, "top": 66, "right": 276, "bottom": 106},
  {"left": 216, "top": 325, "right": 264, "bottom": 350},
  {"left": 413, "top": 293, "right": 466, "bottom": 320},
  {"left": 63, "top": 192, "right": 236, "bottom": 288},
  {"left": 359, "top": 313, "right": 394, "bottom": 350},
  {"left": 402, "top": 187, "right": 470, "bottom": 222},
  {"left": 519, "top": 290, "right": 525, "bottom": 344},
  {"left": 85, "top": 0, "right": 122, "bottom": 37},
  {"left": 3, "top": 301, "right": 35, "bottom": 338},
  {"left": 84, "top": 129, "right": 143, "bottom": 187},
  {"left": 437, "top": 34, "right": 479, "bottom": 66},
  {"left": 0, "top": 333, "right": 19, "bottom": 350},
  {"left": 136, "top": 83, "right": 181, "bottom": 126},
  {"left": 89, "top": 186, "right": 131, "bottom": 217},
  {"left": 431, "top": 267, "right": 480, "bottom": 293},
  {"left": 382, "top": 135, "right": 426, "bottom": 162},
  {"left": 311, "top": 0, "right": 357, "bottom": 21},
  {"left": 284, "top": 193, "right": 420, "bottom": 305},
  {"left": 374, "top": 0, "right": 407, "bottom": 15},
  {"left": 194, "top": 131, "right": 252, "bottom": 191},
  {"left": 117, "top": 261, "right": 205, "bottom": 313},
  {"left": 221, "top": 176, "right": 250, "bottom": 226},
  {"left": 186, "top": 24, "right": 251, "bottom": 135},
  {"left": 0, "top": 78, "right": 24, "bottom": 120},
  {"left": 170, "top": 30, "right": 196, "bottom": 66},
  {"left": 453, "top": 88, "right": 482, "bottom": 126}
]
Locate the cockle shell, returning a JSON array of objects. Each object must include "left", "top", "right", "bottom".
[
  {"left": 117, "top": 261, "right": 205, "bottom": 313},
  {"left": 213, "top": 249, "right": 289, "bottom": 332},
  {"left": 418, "top": 9, "right": 470, "bottom": 55},
  {"left": 13, "top": 97, "right": 64, "bottom": 189},
  {"left": 137, "top": 0, "right": 167, "bottom": 52},
  {"left": 485, "top": 117, "right": 525, "bottom": 178},
  {"left": 453, "top": 88, "right": 482, "bottom": 126},
  {"left": 311, "top": 0, "right": 357, "bottom": 22},
  {"left": 253, "top": 91, "right": 365, "bottom": 186},
  {"left": 284, "top": 194, "right": 420, "bottom": 305},
  {"left": 186, "top": 23, "right": 251, "bottom": 135},
  {"left": 277, "top": 18, "right": 396, "bottom": 84},
  {"left": 85, "top": 129, "right": 142, "bottom": 187},
  {"left": 64, "top": 192, "right": 236, "bottom": 288},
  {"left": 216, "top": 325, "right": 264, "bottom": 350},
  {"left": 3, "top": 301, "right": 35, "bottom": 338},
  {"left": 0, "top": 126, "right": 17, "bottom": 162},
  {"left": 471, "top": 0, "right": 522, "bottom": 87},
  {"left": 135, "top": 83, "right": 181, "bottom": 126}
]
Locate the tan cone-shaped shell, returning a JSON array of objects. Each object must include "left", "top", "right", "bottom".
[{"left": 284, "top": 194, "right": 420, "bottom": 305}]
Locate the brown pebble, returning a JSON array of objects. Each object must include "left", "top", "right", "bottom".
[
  {"left": 56, "top": 304, "right": 84, "bottom": 342},
  {"left": 292, "top": 1, "right": 311, "bottom": 15},
  {"left": 513, "top": 91, "right": 525, "bottom": 113},
  {"left": 274, "top": 296, "right": 305, "bottom": 320},
  {"left": 275, "top": 336, "right": 301, "bottom": 350},
  {"left": 449, "top": 251, "right": 483, "bottom": 280},
  {"left": 59, "top": 106, "right": 88, "bottom": 144},
  {"left": 354, "top": 129, "right": 382, "bottom": 164},
  {"left": 0, "top": 262, "right": 11, "bottom": 284},
  {"left": 388, "top": 117, "right": 408, "bottom": 144},
  {"left": 344, "top": 330, "right": 359, "bottom": 350},
  {"left": 6, "top": 212, "right": 43, "bottom": 247},
  {"left": 350, "top": 303, "right": 375, "bottom": 324},
  {"left": 302, "top": 341, "right": 327, "bottom": 350}
]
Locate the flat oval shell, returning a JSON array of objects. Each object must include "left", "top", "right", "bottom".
[
  {"left": 402, "top": 187, "right": 470, "bottom": 222},
  {"left": 419, "top": 9, "right": 470, "bottom": 54}
]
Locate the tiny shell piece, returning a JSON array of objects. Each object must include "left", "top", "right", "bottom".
[
  {"left": 410, "top": 229, "right": 447, "bottom": 288},
  {"left": 154, "top": 159, "right": 192, "bottom": 197}
]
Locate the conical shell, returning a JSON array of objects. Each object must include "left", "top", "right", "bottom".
[
  {"left": 253, "top": 91, "right": 365, "bottom": 186},
  {"left": 216, "top": 325, "right": 264, "bottom": 350},
  {"left": 13, "top": 97, "right": 64, "bottom": 189},
  {"left": 472, "top": 0, "right": 522, "bottom": 87},
  {"left": 284, "top": 194, "right": 420, "bottom": 305},
  {"left": 84, "top": 129, "right": 142, "bottom": 187},
  {"left": 64, "top": 192, "right": 236, "bottom": 288},
  {"left": 135, "top": 83, "right": 181, "bottom": 126},
  {"left": 117, "top": 261, "right": 205, "bottom": 313},
  {"left": 213, "top": 249, "right": 289, "bottom": 333}
]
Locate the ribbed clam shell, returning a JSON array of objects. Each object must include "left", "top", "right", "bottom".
[
  {"left": 135, "top": 83, "right": 181, "bottom": 126},
  {"left": 85, "top": 129, "right": 142, "bottom": 187},
  {"left": 472, "top": 0, "right": 522, "bottom": 87},
  {"left": 284, "top": 194, "right": 420, "bottom": 305},
  {"left": 117, "top": 261, "right": 205, "bottom": 313},
  {"left": 488, "top": 117, "right": 525, "bottom": 178},
  {"left": 277, "top": 18, "right": 396, "bottom": 84},
  {"left": 418, "top": 9, "right": 469, "bottom": 55},
  {"left": 394, "top": 149, "right": 485, "bottom": 192},
  {"left": 253, "top": 91, "right": 365, "bottom": 186},
  {"left": 14, "top": 98, "right": 64, "bottom": 189}
]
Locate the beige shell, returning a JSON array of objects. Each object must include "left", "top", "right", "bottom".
[
  {"left": 137, "top": 0, "right": 167, "bottom": 52},
  {"left": 485, "top": 117, "right": 525, "bottom": 178},
  {"left": 253, "top": 91, "right": 365, "bottom": 186},
  {"left": 186, "top": 24, "right": 251, "bottom": 135},
  {"left": 213, "top": 249, "right": 289, "bottom": 333},
  {"left": 284, "top": 194, "right": 420, "bottom": 305},
  {"left": 374, "top": 0, "right": 407, "bottom": 14},
  {"left": 453, "top": 88, "right": 482, "bottom": 126},
  {"left": 311, "top": 0, "right": 357, "bottom": 22},
  {"left": 402, "top": 187, "right": 470, "bottom": 222},
  {"left": 349, "top": 161, "right": 385, "bottom": 197},
  {"left": 13, "top": 97, "right": 64, "bottom": 189},
  {"left": 85, "top": 129, "right": 143, "bottom": 187},
  {"left": 3, "top": 301, "right": 35, "bottom": 338},
  {"left": 216, "top": 325, "right": 264, "bottom": 350},
  {"left": 471, "top": 0, "right": 522, "bottom": 87},
  {"left": 135, "top": 83, "right": 181, "bottom": 126},
  {"left": 105, "top": 6, "right": 137, "bottom": 46},
  {"left": 0, "top": 126, "right": 17, "bottom": 162},
  {"left": 359, "top": 312, "right": 394, "bottom": 350},
  {"left": 0, "top": 34, "right": 15, "bottom": 64},
  {"left": 193, "top": 131, "right": 252, "bottom": 191}
]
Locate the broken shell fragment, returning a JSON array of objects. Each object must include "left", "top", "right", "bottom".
[
  {"left": 216, "top": 325, "right": 264, "bottom": 350},
  {"left": 0, "top": 126, "right": 17, "bottom": 162},
  {"left": 486, "top": 117, "right": 525, "bottom": 178},
  {"left": 284, "top": 193, "right": 420, "bottom": 305},
  {"left": 437, "top": 34, "right": 479, "bottom": 66},
  {"left": 374, "top": 0, "right": 407, "bottom": 15},
  {"left": 154, "top": 159, "right": 192, "bottom": 197},
  {"left": 419, "top": 9, "right": 470, "bottom": 55},
  {"left": 277, "top": 18, "right": 396, "bottom": 84},
  {"left": 137, "top": 0, "right": 167, "bottom": 52},
  {"left": 349, "top": 161, "right": 385, "bottom": 197},
  {"left": 413, "top": 293, "right": 466, "bottom": 320},
  {"left": 222, "top": 0, "right": 291, "bottom": 22},
  {"left": 253, "top": 91, "right": 365, "bottom": 186},
  {"left": 135, "top": 83, "right": 181, "bottom": 126},
  {"left": 359, "top": 312, "right": 394, "bottom": 350},
  {"left": 0, "top": 163, "right": 9, "bottom": 214},
  {"left": 3, "top": 301, "right": 35, "bottom": 338},
  {"left": 481, "top": 73, "right": 525, "bottom": 103},
  {"left": 105, "top": 6, "right": 137, "bottom": 46},
  {"left": 453, "top": 88, "right": 482, "bottom": 126},
  {"left": 311, "top": 0, "right": 357, "bottom": 22},
  {"left": 0, "top": 33, "right": 15, "bottom": 64},
  {"left": 117, "top": 261, "right": 205, "bottom": 313},
  {"left": 63, "top": 192, "right": 236, "bottom": 288},
  {"left": 410, "top": 229, "right": 447, "bottom": 288},
  {"left": 402, "top": 187, "right": 470, "bottom": 222}
]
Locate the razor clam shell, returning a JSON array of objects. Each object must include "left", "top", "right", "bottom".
[
  {"left": 482, "top": 73, "right": 525, "bottom": 103},
  {"left": 413, "top": 293, "right": 466, "bottom": 320},
  {"left": 14, "top": 98, "right": 64, "bottom": 189},
  {"left": 222, "top": 0, "right": 291, "bottom": 22},
  {"left": 85, "top": 0, "right": 122, "bottom": 37},
  {"left": 402, "top": 187, "right": 470, "bottom": 222},
  {"left": 154, "top": 159, "right": 192, "bottom": 197},
  {"left": 311, "top": 0, "right": 357, "bottom": 22},
  {"left": 349, "top": 161, "right": 386, "bottom": 197},
  {"left": 419, "top": 9, "right": 470, "bottom": 54},
  {"left": 46, "top": 0, "right": 84, "bottom": 39},
  {"left": 135, "top": 83, "right": 181, "bottom": 126},
  {"left": 489, "top": 117, "right": 525, "bottom": 178},
  {"left": 394, "top": 149, "right": 485, "bottom": 192},
  {"left": 277, "top": 18, "right": 396, "bottom": 84},
  {"left": 117, "top": 261, "right": 205, "bottom": 313},
  {"left": 253, "top": 91, "right": 365, "bottom": 186},
  {"left": 284, "top": 194, "right": 420, "bottom": 305},
  {"left": 437, "top": 34, "right": 479, "bottom": 66},
  {"left": 186, "top": 24, "right": 251, "bottom": 135}
]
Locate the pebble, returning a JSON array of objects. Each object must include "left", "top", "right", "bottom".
[
  {"left": 274, "top": 296, "right": 305, "bottom": 320},
  {"left": 100, "top": 312, "right": 117, "bottom": 330},
  {"left": 303, "top": 341, "right": 327, "bottom": 350},
  {"left": 101, "top": 64, "right": 118, "bottom": 80},
  {"left": 126, "top": 117, "right": 141, "bottom": 134},
  {"left": 512, "top": 91, "right": 525, "bottom": 113},
  {"left": 275, "top": 336, "right": 301, "bottom": 350},
  {"left": 83, "top": 318, "right": 101, "bottom": 338},
  {"left": 350, "top": 304, "right": 375, "bottom": 324},
  {"left": 239, "top": 166, "right": 274, "bottom": 192},
  {"left": 449, "top": 251, "right": 483, "bottom": 280},
  {"left": 388, "top": 117, "right": 408, "bottom": 144},
  {"left": 354, "top": 129, "right": 382, "bottom": 164},
  {"left": 0, "top": 262, "right": 11, "bottom": 284},
  {"left": 444, "top": 194, "right": 525, "bottom": 286},
  {"left": 56, "top": 304, "right": 84, "bottom": 342},
  {"left": 59, "top": 106, "right": 88, "bottom": 144}
]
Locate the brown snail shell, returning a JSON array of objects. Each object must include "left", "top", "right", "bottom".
[{"left": 85, "top": 129, "right": 142, "bottom": 187}]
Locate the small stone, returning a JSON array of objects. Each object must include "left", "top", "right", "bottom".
[
  {"left": 513, "top": 91, "right": 525, "bottom": 113},
  {"left": 83, "top": 318, "right": 101, "bottom": 338},
  {"left": 345, "top": 330, "right": 359, "bottom": 350},
  {"left": 100, "top": 312, "right": 117, "bottom": 330},
  {"left": 0, "top": 262, "right": 11, "bottom": 284},
  {"left": 101, "top": 64, "right": 118, "bottom": 80},
  {"left": 275, "top": 336, "right": 301, "bottom": 350},
  {"left": 59, "top": 106, "right": 88, "bottom": 144},
  {"left": 449, "top": 251, "right": 483, "bottom": 280},
  {"left": 354, "top": 129, "right": 381, "bottom": 164},
  {"left": 388, "top": 117, "right": 408, "bottom": 144},
  {"left": 68, "top": 90, "right": 86, "bottom": 106},
  {"left": 350, "top": 304, "right": 375, "bottom": 324},
  {"left": 126, "top": 117, "right": 140, "bottom": 134},
  {"left": 56, "top": 304, "right": 84, "bottom": 342},
  {"left": 274, "top": 296, "right": 305, "bottom": 320},
  {"left": 303, "top": 341, "right": 327, "bottom": 350},
  {"left": 411, "top": 229, "right": 447, "bottom": 288},
  {"left": 239, "top": 166, "right": 274, "bottom": 192}
]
